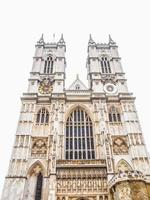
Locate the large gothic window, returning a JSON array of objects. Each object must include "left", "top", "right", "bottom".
[
  {"left": 65, "top": 107, "right": 95, "bottom": 160},
  {"left": 108, "top": 106, "right": 121, "bottom": 123},
  {"left": 100, "top": 57, "right": 111, "bottom": 73},
  {"left": 35, "top": 172, "right": 43, "bottom": 200},
  {"left": 44, "top": 56, "right": 54, "bottom": 74},
  {"left": 36, "top": 108, "right": 49, "bottom": 125}
]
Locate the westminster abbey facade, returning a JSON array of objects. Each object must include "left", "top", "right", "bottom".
[{"left": 1, "top": 34, "right": 150, "bottom": 200}]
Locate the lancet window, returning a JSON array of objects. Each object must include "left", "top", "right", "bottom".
[
  {"left": 65, "top": 107, "right": 95, "bottom": 160},
  {"left": 44, "top": 56, "right": 54, "bottom": 74},
  {"left": 36, "top": 108, "right": 49, "bottom": 125},
  {"left": 35, "top": 172, "right": 43, "bottom": 200},
  {"left": 108, "top": 106, "right": 121, "bottom": 123},
  {"left": 100, "top": 57, "right": 111, "bottom": 73}
]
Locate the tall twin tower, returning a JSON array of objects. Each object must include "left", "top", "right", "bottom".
[{"left": 1, "top": 34, "right": 150, "bottom": 200}]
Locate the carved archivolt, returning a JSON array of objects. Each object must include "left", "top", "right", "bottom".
[
  {"left": 112, "top": 136, "right": 128, "bottom": 155},
  {"left": 31, "top": 164, "right": 42, "bottom": 176},
  {"left": 116, "top": 159, "right": 132, "bottom": 173},
  {"left": 31, "top": 137, "right": 48, "bottom": 157},
  {"left": 27, "top": 161, "right": 45, "bottom": 176}
]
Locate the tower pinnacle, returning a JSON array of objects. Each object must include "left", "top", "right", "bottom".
[
  {"left": 88, "top": 34, "right": 96, "bottom": 45},
  {"left": 108, "top": 34, "right": 116, "bottom": 44},
  {"left": 52, "top": 33, "right": 56, "bottom": 43},
  {"left": 37, "top": 33, "right": 45, "bottom": 44},
  {"left": 58, "top": 33, "right": 65, "bottom": 44},
  {"left": 76, "top": 74, "right": 79, "bottom": 79}
]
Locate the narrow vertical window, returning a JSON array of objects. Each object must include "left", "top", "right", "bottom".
[
  {"left": 100, "top": 56, "right": 111, "bottom": 73},
  {"left": 35, "top": 172, "right": 43, "bottom": 200},
  {"left": 108, "top": 106, "right": 121, "bottom": 123},
  {"left": 36, "top": 108, "right": 49, "bottom": 125},
  {"left": 44, "top": 56, "right": 54, "bottom": 74}
]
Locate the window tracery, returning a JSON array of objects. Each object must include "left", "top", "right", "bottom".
[
  {"left": 44, "top": 56, "right": 54, "bottom": 74},
  {"left": 100, "top": 57, "right": 111, "bottom": 74},
  {"left": 108, "top": 106, "right": 121, "bottom": 123},
  {"left": 36, "top": 108, "right": 49, "bottom": 125},
  {"left": 65, "top": 107, "right": 95, "bottom": 160}
]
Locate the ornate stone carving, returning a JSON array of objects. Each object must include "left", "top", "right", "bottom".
[
  {"left": 116, "top": 159, "right": 132, "bottom": 172},
  {"left": 112, "top": 136, "right": 128, "bottom": 155},
  {"left": 130, "top": 181, "right": 149, "bottom": 200},
  {"left": 31, "top": 164, "right": 42, "bottom": 175},
  {"left": 105, "top": 134, "right": 113, "bottom": 172},
  {"left": 31, "top": 137, "right": 48, "bottom": 157},
  {"left": 111, "top": 181, "right": 149, "bottom": 200},
  {"left": 117, "top": 182, "right": 132, "bottom": 200},
  {"left": 101, "top": 74, "right": 116, "bottom": 84},
  {"left": 67, "top": 197, "right": 97, "bottom": 200},
  {"left": 56, "top": 168, "right": 107, "bottom": 194},
  {"left": 109, "top": 170, "right": 145, "bottom": 189},
  {"left": 57, "top": 159, "right": 106, "bottom": 165}
]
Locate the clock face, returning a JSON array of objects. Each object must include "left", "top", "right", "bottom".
[
  {"left": 38, "top": 78, "right": 53, "bottom": 94},
  {"left": 103, "top": 83, "right": 117, "bottom": 94}
]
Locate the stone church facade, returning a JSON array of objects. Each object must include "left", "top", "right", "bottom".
[{"left": 1, "top": 34, "right": 150, "bottom": 200}]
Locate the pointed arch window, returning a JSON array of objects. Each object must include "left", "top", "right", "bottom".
[
  {"left": 100, "top": 57, "right": 111, "bottom": 73},
  {"left": 36, "top": 108, "right": 49, "bottom": 125},
  {"left": 108, "top": 106, "right": 121, "bottom": 123},
  {"left": 44, "top": 56, "right": 54, "bottom": 74},
  {"left": 35, "top": 172, "right": 43, "bottom": 200},
  {"left": 65, "top": 107, "right": 95, "bottom": 160}
]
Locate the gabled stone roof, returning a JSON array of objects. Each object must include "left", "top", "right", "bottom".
[{"left": 68, "top": 74, "right": 88, "bottom": 90}]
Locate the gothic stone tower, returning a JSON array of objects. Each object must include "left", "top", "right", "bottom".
[{"left": 1, "top": 34, "right": 150, "bottom": 200}]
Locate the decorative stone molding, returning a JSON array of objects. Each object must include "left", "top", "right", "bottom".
[
  {"left": 31, "top": 137, "right": 48, "bottom": 158},
  {"left": 57, "top": 168, "right": 107, "bottom": 194},
  {"left": 101, "top": 74, "right": 116, "bottom": 84},
  {"left": 112, "top": 136, "right": 128, "bottom": 155},
  {"left": 109, "top": 170, "right": 145, "bottom": 188},
  {"left": 56, "top": 159, "right": 106, "bottom": 167}
]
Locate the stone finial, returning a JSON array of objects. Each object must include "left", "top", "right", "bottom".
[
  {"left": 52, "top": 33, "right": 56, "bottom": 43},
  {"left": 88, "top": 34, "right": 96, "bottom": 45},
  {"left": 76, "top": 74, "right": 79, "bottom": 79},
  {"left": 58, "top": 33, "right": 65, "bottom": 44},
  {"left": 109, "top": 34, "right": 116, "bottom": 44},
  {"left": 37, "top": 33, "right": 45, "bottom": 44}
]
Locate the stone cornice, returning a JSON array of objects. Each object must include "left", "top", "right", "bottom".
[{"left": 5, "top": 176, "right": 27, "bottom": 179}]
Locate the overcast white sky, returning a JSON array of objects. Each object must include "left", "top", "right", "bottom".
[{"left": 0, "top": 0, "right": 150, "bottom": 196}]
